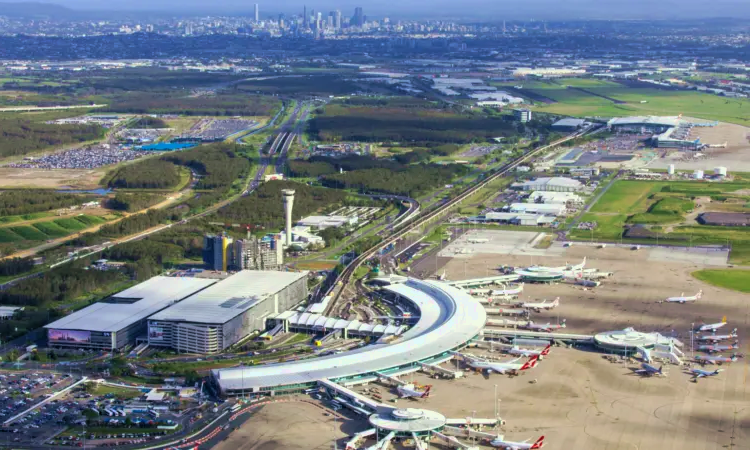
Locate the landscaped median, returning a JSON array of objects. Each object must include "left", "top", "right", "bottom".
[{"left": 692, "top": 269, "right": 750, "bottom": 293}]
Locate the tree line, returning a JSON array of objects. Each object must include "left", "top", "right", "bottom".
[
  {"left": 107, "top": 193, "right": 163, "bottom": 212},
  {"left": 105, "top": 160, "right": 182, "bottom": 189},
  {"left": 163, "top": 143, "right": 250, "bottom": 192},
  {"left": 0, "top": 257, "right": 35, "bottom": 277},
  {"left": 103, "top": 93, "right": 280, "bottom": 117},
  {"left": 320, "top": 164, "right": 469, "bottom": 197},
  {"left": 0, "top": 190, "right": 92, "bottom": 216}
]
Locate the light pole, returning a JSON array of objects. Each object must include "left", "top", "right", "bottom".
[{"left": 493, "top": 384, "right": 498, "bottom": 419}]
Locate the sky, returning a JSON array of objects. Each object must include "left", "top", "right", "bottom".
[{"left": 8, "top": 0, "right": 750, "bottom": 19}]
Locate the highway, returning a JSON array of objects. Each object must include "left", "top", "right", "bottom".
[{"left": 324, "top": 126, "right": 601, "bottom": 315}]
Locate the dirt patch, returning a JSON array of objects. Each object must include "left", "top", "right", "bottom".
[{"left": 0, "top": 167, "right": 105, "bottom": 189}]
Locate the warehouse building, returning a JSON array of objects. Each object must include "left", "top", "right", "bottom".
[
  {"left": 484, "top": 212, "right": 556, "bottom": 226},
  {"left": 527, "top": 191, "right": 583, "bottom": 205},
  {"left": 44, "top": 277, "right": 216, "bottom": 351},
  {"left": 147, "top": 270, "right": 309, "bottom": 354},
  {"left": 697, "top": 212, "right": 750, "bottom": 227},
  {"left": 552, "top": 118, "right": 587, "bottom": 131},
  {"left": 507, "top": 203, "right": 566, "bottom": 215},
  {"left": 514, "top": 177, "right": 583, "bottom": 192}
]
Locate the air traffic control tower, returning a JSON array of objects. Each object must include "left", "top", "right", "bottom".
[{"left": 282, "top": 189, "right": 295, "bottom": 246}]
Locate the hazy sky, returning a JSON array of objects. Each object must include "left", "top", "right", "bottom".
[{"left": 8, "top": 0, "right": 750, "bottom": 19}]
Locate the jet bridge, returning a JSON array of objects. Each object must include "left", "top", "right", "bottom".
[
  {"left": 419, "top": 362, "right": 464, "bottom": 379},
  {"left": 431, "top": 431, "right": 480, "bottom": 450},
  {"left": 345, "top": 429, "right": 376, "bottom": 450}
]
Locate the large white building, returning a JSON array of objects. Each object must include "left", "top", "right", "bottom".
[
  {"left": 508, "top": 203, "right": 566, "bottom": 216},
  {"left": 148, "top": 270, "right": 308, "bottom": 354},
  {"left": 515, "top": 177, "right": 583, "bottom": 192},
  {"left": 527, "top": 191, "right": 582, "bottom": 205},
  {"left": 45, "top": 277, "right": 215, "bottom": 351}
]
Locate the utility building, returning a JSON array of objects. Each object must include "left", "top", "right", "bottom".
[{"left": 147, "top": 270, "right": 308, "bottom": 354}]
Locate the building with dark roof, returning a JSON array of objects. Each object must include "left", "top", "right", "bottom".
[{"left": 697, "top": 212, "right": 750, "bottom": 227}]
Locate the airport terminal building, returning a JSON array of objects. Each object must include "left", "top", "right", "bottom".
[
  {"left": 44, "top": 277, "right": 216, "bottom": 351},
  {"left": 147, "top": 270, "right": 308, "bottom": 354}
]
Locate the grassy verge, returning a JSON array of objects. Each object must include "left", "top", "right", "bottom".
[{"left": 692, "top": 269, "right": 750, "bottom": 293}]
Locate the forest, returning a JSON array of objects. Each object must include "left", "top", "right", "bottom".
[
  {"left": 0, "top": 265, "right": 125, "bottom": 307},
  {"left": 103, "top": 93, "right": 280, "bottom": 117},
  {"left": 105, "top": 160, "right": 182, "bottom": 189},
  {"left": 218, "top": 180, "right": 347, "bottom": 228},
  {"left": 0, "top": 190, "right": 93, "bottom": 216},
  {"left": 0, "top": 117, "right": 105, "bottom": 158},
  {"left": 127, "top": 116, "right": 169, "bottom": 129},
  {"left": 233, "top": 75, "right": 359, "bottom": 96},
  {"left": 107, "top": 193, "right": 163, "bottom": 212},
  {"left": 320, "top": 164, "right": 469, "bottom": 197},
  {"left": 103, "top": 240, "right": 185, "bottom": 265},
  {"left": 163, "top": 143, "right": 250, "bottom": 192},
  {"left": 0, "top": 257, "right": 35, "bottom": 277},
  {"left": 307, "top": 104, "right": 531, "bottom": 145}
]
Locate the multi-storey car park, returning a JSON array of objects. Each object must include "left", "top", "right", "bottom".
[
  {"left": 44, "top": 276, "right": 216, "bottom": 351},
  {"left": 147, "top": 270, "right": 308, "bottom": 354},
  {"left": 209, "top": 278, "right": 487, "bottom": 397}
]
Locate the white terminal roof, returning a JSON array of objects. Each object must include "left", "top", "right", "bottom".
[
  {"left": 212, "top": 279, "right": 487, "bottom": 392},
  {"left": 519, "top": 177, "right": 583, "bottom": 190},
  {"left": 272, "top": 311, "right": 407, "bottom": 336},
  {"left": 607, "top": 116, "right": 681, "bottom": 128},
  {"left": 149, "top": 270, "right": 308, "bottom": 325},
  {"left": 44, "top": 277, "right": 215, "bottom": 333}
]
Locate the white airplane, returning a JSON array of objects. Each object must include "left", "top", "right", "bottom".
[
  {"left": 489, "top": 435, "right": 545, "bottom": 449},
  {"left": 694, "top": 354, "right": 740, "bottom": 365},
  {"left": 517, "top": 297, "right": 560, "bottom": 312},
  {"left": 633, "top": 362, "right": 665, "bottom": 377},
  {"left": 507, "top": 344, "right": 552, "bottom": 359},
  {"left": 665, "top": 290, "right": 702, "bottom": 303},
  {"left": 696, "top": 329, "right": 738, "bottom": 343},
  {"left": 492, "top": 283, "right": 524, "bottom": 297},
  {"left": 523, "top": 319, "right": 566, "bottom": 332},
  {"left": 696, "top": 341, "right": 740, "bottom": 353},
  {"left": 438, "top": 270, "right": 447, "bottom": 281},
  {"left": 456, "top": 353, "right": 538, "bottom": 374},
  {"left": 527, "top": 257, "right": 585, "bottom": 274},
  {"left": 697, "top": 318, "right": 727, "bottom": 333},
  {"left": 396, "top": 383, "right": 431, "bottom": 399},
  {"left": 689, "top": 367, "right": 723, "bottom": 380}
]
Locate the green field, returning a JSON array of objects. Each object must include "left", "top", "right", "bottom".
[
  {"left": 10, "top": 226, "right": 49, "bottom": 241},
  {"left": 32, "top": 221, "right": 71, "bottom": 238},
  {"left": 500, "top": 78, "right": 750, "bottom": 126},
  {"left": 692, "top": 269, "right": 750, "bottom": 293},
  {"left": 590, "top": 181, "right": 659, "bottom": 214},
  {"left": 570, "top": 213, "right": 628, "bottom": 240},
  {"left": 54, "top": 217, "right": 90, "bottom": 231},
  {"left": 0, "top": 228, "right": 21, "bottom": 243}
]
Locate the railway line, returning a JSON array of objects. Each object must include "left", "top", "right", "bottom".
[{"left": 324, "top": 126, "right": 599, "bottom": 315}]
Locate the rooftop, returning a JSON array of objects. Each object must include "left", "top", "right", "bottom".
[
  {"left": 212, "top": 279, "right": 486, "bottom": 392},
  {"left": 607, "top": 116, "right": 681, "bottom": 128},
  {"left": 148, "top": 270, "right": 308, "bottom": 324},
  {"left": 44, "top": 277, "right": 216, "bottom": 333}
]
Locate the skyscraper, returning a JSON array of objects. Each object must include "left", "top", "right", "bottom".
[
  {"left": 254, "top": 3, "right": 259, "bottom": 22},
  {"left": 352, "top": 7, "right": 364, "bottom": 27},
  {"left": 303, "top": 5, "right": 308, "bottom": 28},
  {"left": 334, "top": 10, "right": 342, "bottom": 30},
  {"left": 203, "top": 234, "right": 233, "bottom": 271}
]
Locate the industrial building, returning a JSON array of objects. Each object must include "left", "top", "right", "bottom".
[
  {"left": 44, "top": 277, "right": 216, "bottom": 351},
  {"left": 552, "top": 118, "right": 587, "bottom": 131},
  {"left": 483, "top": 212, "right": 557, "bottom": 226},
  {"left": 147, "top": 270, "right": 309, "bottom": 354},
  {"left": 507, "top": 203, "right": 566, "bottom": 216},
  {"left": 513, "top": 109, "right": 532, "bottom": 123},
  {"left": 297, "top": 215, "right": 358, "bottom": 230},
  {"left": 527, "top": 191, "right": 583, "bottom": 205},
  {"left": 697, "top": 212, "right": 750, "bottom": 227},
  {"left": 652, "top": 126, "right": 701, "bottom": 150},
  {"left": 514, "top": 177, "right": 583, "bottom": 192}
]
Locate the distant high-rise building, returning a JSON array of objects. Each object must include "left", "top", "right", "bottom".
[
  {"left": 514, "top": 109, "right": 532, "bottom": 123},
  {"left": 303, "top": 5, "right": 308, "bottom": 28},
  {"left": 254, "top": 3, "right": 259, "bottom": 22},
  {"left": 334, "top": 10, "right": 342, "bottom": 30},
  {"left": 203, "top": 234, "right": 233, "bottom": 271},
  {"left": 352, "top": 7, "right": 364, "bottom": 27}
]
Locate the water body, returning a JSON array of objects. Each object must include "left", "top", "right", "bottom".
[{"left": 57, "top": 188, "right": 112, "bottom": 195}]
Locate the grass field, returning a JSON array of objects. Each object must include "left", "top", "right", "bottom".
[
  {"left": 692, "top": 269, "right": 750, "bottom": 293},
  {"left": 33, "top": 221, "right": 71, "bottom": 238},
  {"left": 499, "top": 78, "right": 750, "bottom": 126},
  {"left": 88, "top": 384, "right": 144, "bottom": 400},
  {"left": 590, "top": 181, "right": 660, "bottom": 214},
  {"left": 73, "top": 215, "right": 106, "bottom": 226},
  {"left": 54, "top": 217, "right": 90, "bottom": 231},
  {"left": 10, "top": 226, "right": 49, "bottom": 241},
  {"left": 0, "top": 228, "right": 21, "bottom": 243}
]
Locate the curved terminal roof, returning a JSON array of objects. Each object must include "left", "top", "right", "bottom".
[
  {"left": 370, "top": 408, "right": 447, "bottom": 433},
  {"left": 594, "top": 327, "right": 682, "bottom": 350},
  {"left": 212, "top": 279, "right": 486, "bottom": 392}
]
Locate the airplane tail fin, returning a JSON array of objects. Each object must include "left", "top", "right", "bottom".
[
  {"left": 658, "top": 365, "right": 663, "bottom": 374},
  {"left": 421, "top": 385, "right": 432, "bottom": 398},
  {"left": 552, "top": 297, "right": 560, "bottom": 307},
  {"left": 541, "top": 344, "right": 552, "bottom": 356},
  {"left": 520, "top": 357, "right": 538, "bottom": 370},
  {"left": 531, "top": 436, "right": 545, "bottom": 449},
  {"left": 696, "top": 290, "right": 703, "bottom": 299}
]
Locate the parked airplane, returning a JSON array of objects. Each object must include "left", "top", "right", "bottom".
[
  {"left": 517, "top": 297, "right": 560, "bottom": 312},
  {"left": 507, "top": 344, "right": 552, "bottom": 359},
  {"left": 489, "top": 435, "right": 545, "bottom": 449},
  {"left": 696, "top": 341, "right": 739, "bottom": 353},
  {"left": 527, "top": 258, "right": 585, "bottom": 273},
  {"left": 689, "top": 367, "right": 723, "bottom": 380},
  {"left": 522, "top": 320, "right": 566, "bottom": 332},
  {"left": 397, "top": 383, "right": 431, "bottom": 399},
  {"left": 633, "top": 363, "right": 665, "bottom": 377},
  {"left": 665, "top": 290, "right": 702, "bottom": 303},
  {"left": 696, "top": 329, "right": 737, "bottom": 343},
  {"left": 694, "top": 354, "right": 740, "bottom": 365},
  {"left": 455, "top": 353, "right": 538, "bottom": 374},
  {"left": 697, "top": 317, "right": 727, "bottom": 333},
  {"left": 492, "top": 283, "right": 524, "bottom": 297}
]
